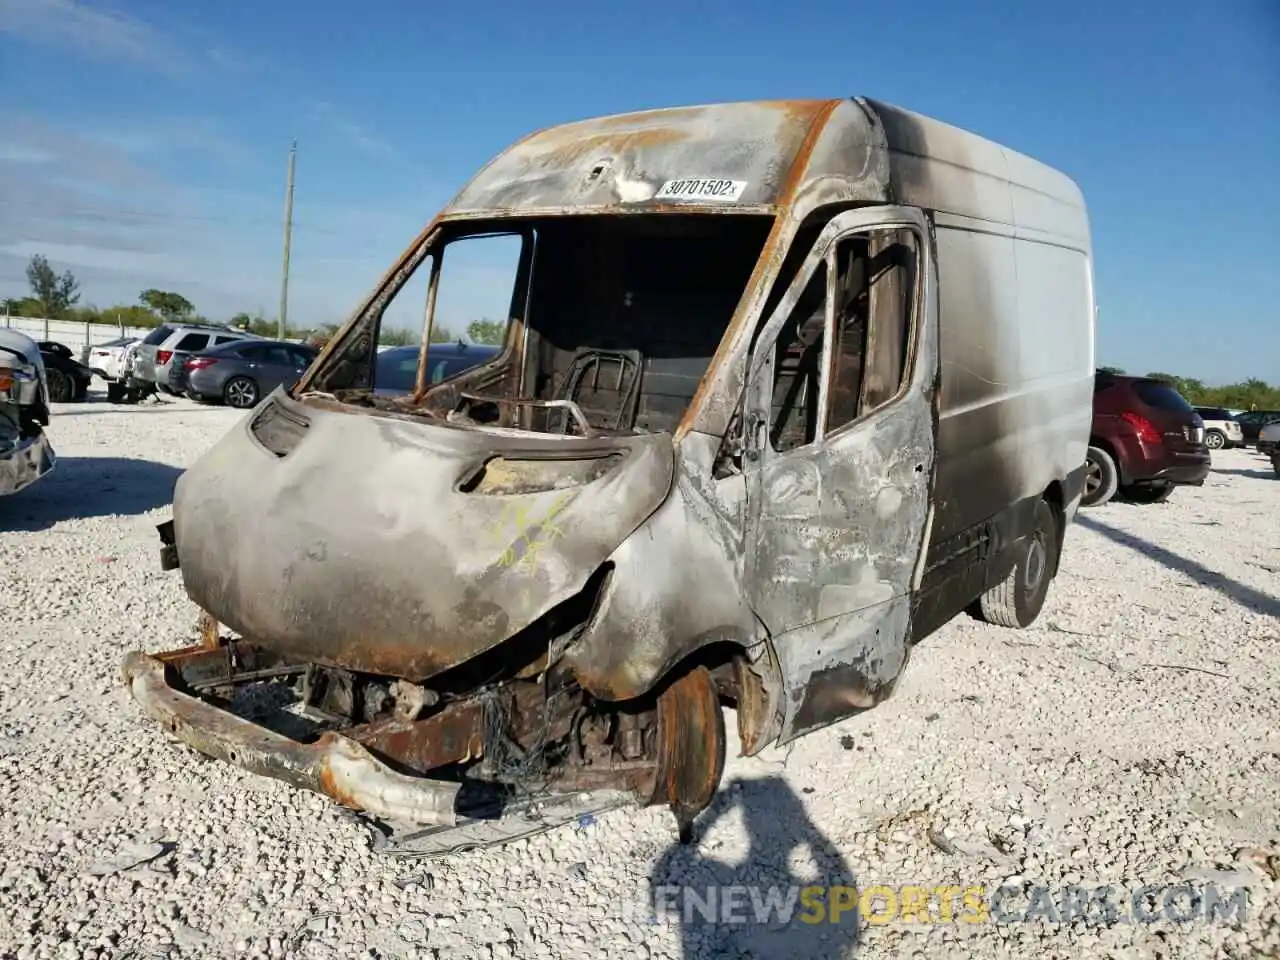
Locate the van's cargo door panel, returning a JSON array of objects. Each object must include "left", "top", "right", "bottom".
[{"left": 742, "top": 207, "right": 939, "bottom": 742}]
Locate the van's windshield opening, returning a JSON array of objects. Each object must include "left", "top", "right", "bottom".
[{"left": 313, "top": 214, "right": 774, "bottom": 436}]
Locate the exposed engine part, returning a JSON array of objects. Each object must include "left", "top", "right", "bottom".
[
  {"left": 123, "top": 635, "right": 730, "bottom": 849},
  {"left": 390, "top": 680, "right": 439, "bottom": 720}
]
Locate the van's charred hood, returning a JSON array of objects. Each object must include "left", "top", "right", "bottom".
[{"left": 173, "top": 394, "right": 675, "bottom": 681}]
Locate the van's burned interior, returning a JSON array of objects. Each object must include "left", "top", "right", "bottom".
[{"left": 310, "top": 214, "right": 774, "bottom": 437}]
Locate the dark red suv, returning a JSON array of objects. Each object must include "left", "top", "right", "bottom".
[{"left": 1083, "top": 372, "right": 1210, "bottom": 506}]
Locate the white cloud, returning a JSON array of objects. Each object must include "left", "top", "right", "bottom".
[
  {"left": 0, "top": 0, "right": 262, "bottom": 81},
  {"left": 0, "top": 113, "right": 428, "bottom": 325},
  {"left": 0, "top": 0, "right": 181, "bottom": 73},
  {"left": 308, "top": 101, "right": 397, "bottom": 160}
]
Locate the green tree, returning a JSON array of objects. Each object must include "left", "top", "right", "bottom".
[
  {"left": 2, "top": 295, "right": 45, "bottom": 317},
  {"left": 25, "top": 255, "right": 81, "bottom": 318},
  {"left": 380, "top": 324, "right": 456, "bottom": 345},
  {"left": 108, "top": 305, "right": 164, "bottom": 328},
  {"left": 466, "top": 319, "right": 506, "bottom": 345},
  {"left": 139, "top": 289, "right": 195, "bottom": 323},
  {"left": 1097, "top": 365, "right": 1126, "bottom": 376}
]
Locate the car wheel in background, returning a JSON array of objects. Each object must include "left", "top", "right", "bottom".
[
  {"left": 973, "top": 498, "right": 1060, "bottom": 628},
  {"left": 1204, "top": 429, "right": 1225, "bottom": 450},
  {"left": 1120, "top": 482, "right": 1174, "bottom": 504},
  {"left": 46, "top": 368, "right": 74, "bottom": 403},
  {"left": 1081, "top": 446, "right": 1119, "bottom": 507},
  {"left": 223, "top": 376, "right": 259, "bottom": 409}
]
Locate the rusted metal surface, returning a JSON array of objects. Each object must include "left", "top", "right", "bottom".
[
  {"left": 650, "top": 666, "right": 725, "bottom": 834},
  {"left": 445, "top": 100, "right": 838, "bottom": 217},
  {"left": 197, "top": 610, "right": 220, "bottom": 650},
  {"left": 733, "top": 651, "right": 779, "bottom": 757},
  {"left": 347, "top": 702, "right": 486, "bottom": 775},
  {"left": 122, "top": 650, "right": 462, "bottom": 826}
]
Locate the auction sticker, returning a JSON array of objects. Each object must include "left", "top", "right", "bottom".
[{"left": 654, "top": 178, "right": 747, "bottom": 202}]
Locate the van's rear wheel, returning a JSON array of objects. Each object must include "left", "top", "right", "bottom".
[
  {"left": 976, "top": 499, "right": 1058, "bottom": 629},
  {"left": 1081, "top": 446, "right": 1119, "bottom": 507}
]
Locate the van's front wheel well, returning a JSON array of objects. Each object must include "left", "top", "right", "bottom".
[
  {"left": 645, "top": 637, "right": 784, "bottom": 760},
  {"left": 1041, "top": 480, "right": 1066, "bottom": 579}
]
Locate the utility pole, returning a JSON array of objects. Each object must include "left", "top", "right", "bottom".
[{"left": 277, "top": 139, "right": 297, "bottom": 340}]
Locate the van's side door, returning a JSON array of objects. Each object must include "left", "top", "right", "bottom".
[{"left": 742, "top": 206, "right": 940, "bottom": 742}]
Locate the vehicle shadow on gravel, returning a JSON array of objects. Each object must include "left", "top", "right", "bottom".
[
  {"left": 1210, "top": 468, "right": 1276, "bottom": 480},
  {"left": 0, "top": 457, "right": 182, "bottom": 532},
  {"left": 1076, "top": 514, "right": 1280, "bottom": 618},
  {"left": 649, "top": 776, "right": 861, "bottom": 959}
]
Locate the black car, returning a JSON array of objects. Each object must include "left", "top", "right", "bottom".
[
  {"left": 1234, "top": 410, "right": 1280, "bottom": 446},
  {"left": 36, "top": 340, "right": 95, "bottom": 402}
]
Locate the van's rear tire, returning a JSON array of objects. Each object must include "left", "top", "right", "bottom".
[
  {"left": 1081, "top": 446, "right": 1119, "bottom": 507},
  {"left": 976, "top": 499, "right": 1058, "bottom": 629}
]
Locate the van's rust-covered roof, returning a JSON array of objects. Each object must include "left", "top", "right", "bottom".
[
  {"left": 443, "top": 97, "right": 1088, "bottom": 247},
  {"left": 444, "top": 99, "right": 857, "bottom": 215}
]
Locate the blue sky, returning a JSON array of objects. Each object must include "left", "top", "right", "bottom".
[{"left": 1, "top": 0, "right": 1277, "bottom": 383}]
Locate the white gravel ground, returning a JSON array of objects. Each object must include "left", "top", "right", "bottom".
[{"left": 1, "top": 393, "right": 1277, "bottom": 960}]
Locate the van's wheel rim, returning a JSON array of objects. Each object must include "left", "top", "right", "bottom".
[
  {"left": 226, "top": 378, "right": 257, "bottom": 408},
  {"left": 1024, "top": 531, "right": 1048, "bottom": 592},
  {"left": 1085, "top": 458, "right": 1103, "bottom": 496},
  {"left": 1205, "top": 431, "right": 1224, "bottom": 449}
]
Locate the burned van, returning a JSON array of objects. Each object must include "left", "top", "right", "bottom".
[{"left": 124, "top": 98, "right": 1094, "bottom": 850}]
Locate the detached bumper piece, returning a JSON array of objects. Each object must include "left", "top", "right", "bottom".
[
  {"left": 0, "top": 431, "right": 55, "bottom": 496},
  {"left": 120, "top": 637, "right": 727, "bottom": 856},
  {"left": 122, "top": 649, "right": 462, "bottom": 826}
]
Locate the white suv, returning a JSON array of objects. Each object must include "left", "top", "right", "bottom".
[
  {"left": 1192, "top": 406, "right": 1244, "bottom": 450},
  {"left": 133, "top": 324, "right": 256, "bottom": 394}
]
